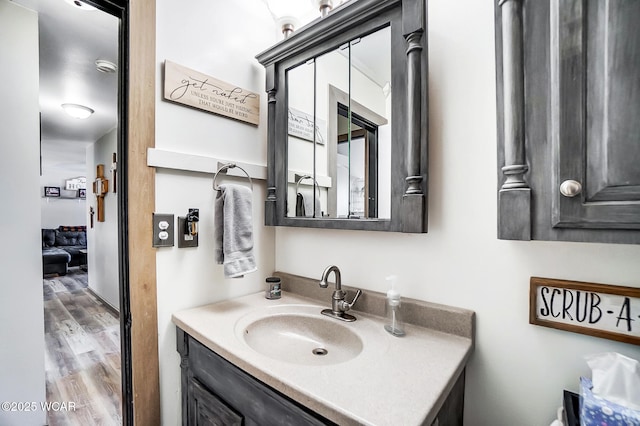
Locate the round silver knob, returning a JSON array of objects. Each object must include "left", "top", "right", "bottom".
[{"left": 560, "top": 180, "right": 582, "bottom": 198}]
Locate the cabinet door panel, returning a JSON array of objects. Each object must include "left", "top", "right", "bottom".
[
  {"left": 586, "top": 0, "right": 640, "bottom": 202},
  {"left": 188, "top": 336, "right": 333, "bottom": 426},
  {"left": 188, "top": 377, "right": 243, "bottom": 426},
  {"left": 552, "top": 0, "right": 640, "bottom": 229}
]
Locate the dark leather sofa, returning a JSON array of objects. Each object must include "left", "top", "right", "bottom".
[{"left": 42, "top": 226, "right": 87, "bottom": 276}]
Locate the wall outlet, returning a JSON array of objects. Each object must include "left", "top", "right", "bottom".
[
  {"left": 152, "top": 213, "right": 174, "bottom": 247},
  {"left": 177, "top": 217, "right": 199, "bottom": 248}
]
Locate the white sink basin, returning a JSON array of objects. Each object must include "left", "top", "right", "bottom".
[{"left": 235, "top": 305, "right": 363, "bottom": 365}]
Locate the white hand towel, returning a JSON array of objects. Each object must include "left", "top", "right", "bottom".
[{"left": 214, "top": 184, "right": 257, "bottom": 278}]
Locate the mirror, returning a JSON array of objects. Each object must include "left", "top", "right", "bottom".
[
  {"left": 285, "top": 27, "right": 391, "bottom": 220},
  {"left": 286, "top": 57, "right": 321, "bottom": 217},
  {"left": 257, "top": 0, "right": 428, "bottom": 232}
]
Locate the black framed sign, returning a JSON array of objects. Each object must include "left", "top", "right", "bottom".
[{"left": 44, "top": 186, "right": 60, "bottom": 197}]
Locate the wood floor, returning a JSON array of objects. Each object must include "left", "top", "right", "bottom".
[{"left": 43, "top": 269, "right": 122, "bottom": 426}]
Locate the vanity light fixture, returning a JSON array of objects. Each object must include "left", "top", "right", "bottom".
[
  {"left": 61, "top": 103, "right": 94, "bottom": 119},
  {"left": 265, "top": 0, "right": 314, "bottom": 38},
  {"left": 280, "top": 20, "right": 296, "bottom": 38},
  {"left": 95, "top": 59, "right": 118, "bottom": 74},
  {"left": 264, "top": 0, "right": 349, "bottom": 38},
  {"left": 316, "top": 0, "right": 350, "bottom": 17},
  {"left": 317, "top": 0, "right": 333, "bottom": 17},
  {"left": 63, "top": 0, "right": 97, "bottom": 11}
]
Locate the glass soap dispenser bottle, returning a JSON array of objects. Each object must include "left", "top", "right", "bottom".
[{"left": 384, "top": 275, "right": 405, "bottom": 337}]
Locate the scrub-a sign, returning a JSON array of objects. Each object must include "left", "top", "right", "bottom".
[{"left": 530, "top": 277, "right": 640, "bottom": 345}]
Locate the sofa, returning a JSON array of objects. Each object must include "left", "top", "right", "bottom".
[{"left": 42, "top": 226, "right": 87, "bottom": 276}]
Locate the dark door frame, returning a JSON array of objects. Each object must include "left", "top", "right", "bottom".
[
  {"left": 83, "top": 0, "right": 133, "bottom": 423},
  {"left": 83, "top": 0, "right": 159, "bottom": 424}
]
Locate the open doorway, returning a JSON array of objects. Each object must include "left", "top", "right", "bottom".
[
  {"left": 16, "top": 0, "right": 123, "bottom": 423},
  {"left": 2, "top": 0, "right": 159, "bottom": 423}
]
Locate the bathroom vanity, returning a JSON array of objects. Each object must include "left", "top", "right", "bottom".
[{"left": 173, "top": 273, "right": 475, "bottom": 425}]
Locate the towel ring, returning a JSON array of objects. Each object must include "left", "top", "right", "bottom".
[
  {"left": 213, "top": 163, "right": 253, "bottom": 191},
  {"left": 295, "top": 174, "right": 320, "bottom": 196}
]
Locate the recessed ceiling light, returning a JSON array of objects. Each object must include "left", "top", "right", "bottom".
[
  {"left": 95, "top": 59, "right": 118, "bottom": 73},
  {"left": 63, "top": 0, "right": 97, "bottom": 11},
  {"left": 62, "top": 103, "right": 95, "bottom": 119}
]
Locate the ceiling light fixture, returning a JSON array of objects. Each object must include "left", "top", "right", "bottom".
[
  {"left": 95, "top": 59, "right": 118, "bottom": 73},
  {"left": 63, "top": 0, "right": 97, "bottom": 10},
  {"left": 61, "top": 103, "right": 95, "bottom": 119}
]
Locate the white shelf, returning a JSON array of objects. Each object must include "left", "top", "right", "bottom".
[
  {"left": 147, "top": 148, "right": 332, "bottom": 188},
  {"left": 43, "top": 196, "right": 84, "bottom": 200},
  {"left": 147, "top": 148, "right": 267, "bottom": 181}
]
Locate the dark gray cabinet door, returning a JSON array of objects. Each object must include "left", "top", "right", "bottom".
[
  {"left": 177, "top": 327, "right": 334, "bottom": 426},
  {"left": 496, "top": 0, "right": 640, "bottom": 244},
  {"left": 188, "top": 377, "right": 243, "bottom": 426},
  {"left": 551, "top": 0, "right": 640, "bottom": 230}
]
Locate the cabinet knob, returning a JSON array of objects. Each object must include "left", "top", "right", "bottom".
[{"left": 560, "top": 180, "right": 582, "bottom": 198}]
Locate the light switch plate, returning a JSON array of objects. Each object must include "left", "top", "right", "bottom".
[
  {"left": 152, "top": 213, "right": 174, "bottom": 247},
  {"left": 177, "top": 217, "right": 199, "bottom": 248}
]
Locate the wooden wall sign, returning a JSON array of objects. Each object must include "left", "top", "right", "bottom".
[
  {"left": 530, "top": 277, "right": 640, "bottom": 345},
  {"left": 163, "top": 60, "right": 259, "bottom": 126}
]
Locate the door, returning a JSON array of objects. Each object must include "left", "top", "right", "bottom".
[
  {"left": 188, "top": 377, "right": 243, "bottom": 426},
  {"left": 551, "top": 0, "right": 640, "bottom": 230}
]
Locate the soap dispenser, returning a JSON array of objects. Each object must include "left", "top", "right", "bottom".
[{"left": 384, "top": 275, "right": 405, "bottom": 337}]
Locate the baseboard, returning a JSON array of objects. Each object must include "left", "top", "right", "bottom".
[{"left": 86, "top": 287, "right": 120, "bottom": 317}]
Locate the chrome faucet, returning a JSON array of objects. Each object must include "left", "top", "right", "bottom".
[{"left": 319, "top": 265, "right": 362, "bottom": 322}]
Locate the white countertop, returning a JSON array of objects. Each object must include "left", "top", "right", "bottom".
[{"left": 172, "top": 291, "right": 473, "bottom": 426}]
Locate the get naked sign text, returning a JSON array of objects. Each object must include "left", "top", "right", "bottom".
[
  {"left": 163, "top": 60, "right": 259, "bottom": 126},
  {"left": 530, "top": 277, "right": 640, "bottom": 345}
]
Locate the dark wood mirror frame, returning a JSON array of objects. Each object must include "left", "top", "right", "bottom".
[{"left": 256, "top": 0, "right": 429, "bottom": 233}]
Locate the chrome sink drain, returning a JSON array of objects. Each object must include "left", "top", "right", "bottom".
[{"left": 312, "top": 348, "right": 328, "bottom": 356}]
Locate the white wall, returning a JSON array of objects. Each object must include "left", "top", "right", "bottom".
[
  {"left": 40, "top": 169, "right": 87, "bottom": 229},
  {"left": 155, "top": 1, "right": 277, "bottom": 424},
  {"left": 275, "top": 1, "right": 640, "bottom": 425},
  {"left": 0, "top": 2, "right": 46, "bottom": 425},
  {"left": 40, "top": 194, "right": 86, "bottom": 229},
  {"left": 86, "top": 128, "right": 120, "bottom": 310},
  {"left": 40, "top": 139, "right": 88, "bottom": 228}
]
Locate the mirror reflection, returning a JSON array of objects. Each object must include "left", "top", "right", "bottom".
[
  {"left": 286, "top": 26, "right": 391, "bottom": 219},
  {"left": 286, "top": 59, "right": 319, "bottom": 217}
]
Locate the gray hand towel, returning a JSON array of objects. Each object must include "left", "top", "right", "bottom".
[
  {"left": 214, "top": 184, "right": 257, "bottom": 278},
  {"left": 297, "top": 187, "right": 321, "bottom": 217},
  {"left": 295, "top": 192, "right": 306, "bottom": 217}
]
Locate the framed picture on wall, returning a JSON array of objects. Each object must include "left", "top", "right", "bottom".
[
  {"left": 65, "top": 176, "right": 86, "bottom": 190},
  {"left": 78, "top": 188, "right": 86, "bottom": 199},
  {"left": 44, "top": 186, "right": 60, "bottom": 197}
]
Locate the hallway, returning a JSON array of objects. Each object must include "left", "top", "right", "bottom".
[{"left": 43, "top": 269, "right": 121, "bottom": 426}]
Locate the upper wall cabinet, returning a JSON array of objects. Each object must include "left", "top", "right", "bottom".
[
  {"left": 495, "top": 0, "right": 640, "bottom": 244},
  {"left": 256, "top": 0, "right": 429, "bottom": 233}
]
